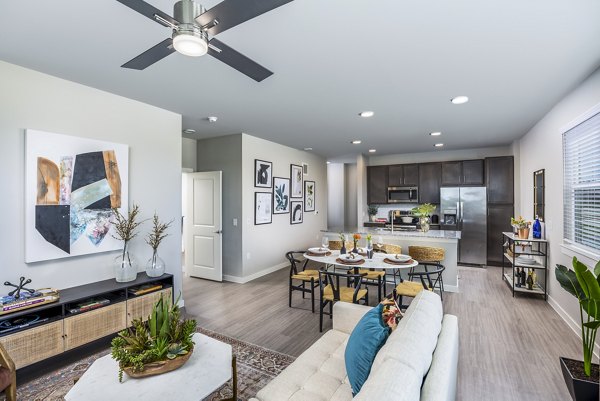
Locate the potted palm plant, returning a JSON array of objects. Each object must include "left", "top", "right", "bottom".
[{"left": 555, "top": 257, "right": 600, "bottom": 401}]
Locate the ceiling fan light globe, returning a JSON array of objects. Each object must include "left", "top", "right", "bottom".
[{"left": 173, "top": 34, "right": 208, "bottom": 57}]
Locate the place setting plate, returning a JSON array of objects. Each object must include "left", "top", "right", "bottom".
[
  {"left": 336, "top": 253, "right": 365, "bottom": 265},
  {"left": 383, "top": 254, "right": 414, "bottom": 265},
  {"left": 307, "top": 247, "right": 331, "bottom": 256}
]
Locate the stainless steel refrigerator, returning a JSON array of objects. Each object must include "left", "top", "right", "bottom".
[{"left": 440, "top": 187, "right": 487, "bottom": 265}]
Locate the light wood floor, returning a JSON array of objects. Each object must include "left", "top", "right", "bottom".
[{"left": 183, "top": 264, "right": 585, "bottom": 401}]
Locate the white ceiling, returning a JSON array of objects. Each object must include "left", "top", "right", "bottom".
[{"left": 1, "top": 0, "right": 599, "bottom": 158}]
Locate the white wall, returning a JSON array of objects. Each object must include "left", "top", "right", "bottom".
[
  {"left": 327, "top": 163, "right": 345, "bottom": 228},
  {"left": 0, "top": 61, "right": 184, "bottom": 297},
  {"left": 344, "top": 164, "right": 357, "bottom": 228},
  {"left": 182, "top": 137, "right": 197, "bottom": 171},
  {"left": 516, "top": 66, "right": 600, "bottom": 343},
  {"left": 196, "top": 135, "right": 243, "bottom": 277},
  {"left": 242, "top": 134, "right": 328, "bottom": 280}
]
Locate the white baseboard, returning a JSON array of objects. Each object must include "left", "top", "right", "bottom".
[
  {"left": 548, "top": 294, "right": 599, "bottom": 359},
  {"left": 223, "top": 262, "right": 288, "bottom": 284}
]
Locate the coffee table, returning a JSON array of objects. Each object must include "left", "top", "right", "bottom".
[{"left": 65, "top": 333, "right": 232, "bottom": 401}]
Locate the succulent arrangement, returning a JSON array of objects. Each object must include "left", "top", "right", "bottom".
[{"left": 111, "top": 294, "right": 196, "bottom": 382}]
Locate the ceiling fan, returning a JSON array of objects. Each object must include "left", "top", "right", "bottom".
[{"left": 116, "top": 0, "right": 293, "bottom": 81}]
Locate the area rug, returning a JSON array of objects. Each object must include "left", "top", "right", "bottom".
[{"left": 15, "top": 327, "right": 295, "bottom": 401}]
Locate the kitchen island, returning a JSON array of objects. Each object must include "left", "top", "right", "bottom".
[{"left": 322, "top": 228, "right": 460, "bottom": 292}]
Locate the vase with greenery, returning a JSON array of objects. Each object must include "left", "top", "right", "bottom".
[
  {"left": 145, "top": 213, "right": 172, "bottom": 278},
  {"left": 555, "top": 257, "right": 600, "bottom": 401},
  {"left": 339, "top": 232, "right": 347, "bottom": 255},
  {"left": 368, "top": 205, "right": 378, "bottom": 222},
  {"left": 111, "top": 294, "right": 196, "bottom": 382},
  {"left": 412, "top": 203, "right": 436, "bottom": 232},
  {"left": 112, "top": 204, "right": 143, "bottom": 283},
  {"left": 511, "top": 216, "right": 531, "bottom": 239}
]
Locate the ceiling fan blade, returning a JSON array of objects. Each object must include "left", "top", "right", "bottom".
[
  {"left": 208, "top": 38, "right": 273, "bottom": 82},
  {"left": 116, "top": 0, "right": 179, "bottom": 27},
  {"left": 197, "top": 0, "right": 293, "bottom": 35},
  {"left": 121, "top": 38, "right": 176, "bottom": 70}
]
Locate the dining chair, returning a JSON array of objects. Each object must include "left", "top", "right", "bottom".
[
  {"left": 0, "top": 343, "right": 16, "bottom": 401},
  {"left": 286, "top": 251, "right": 320, "bottom": 313},
  {"left": 319, "top": 270, "right": 368, "bottom": 332},
  {"left": 393, "top": 264, "right": 446, "bottom": 308},
  {"left": 407, "top": 246, "right": 446, "bottom": 296},
  {"left": 327, "top": 240, "right": 354, "bottom": 251}
]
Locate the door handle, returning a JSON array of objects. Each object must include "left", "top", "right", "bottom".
[{"left": 214, "top": 230, "right": 223, "bottom": 234}]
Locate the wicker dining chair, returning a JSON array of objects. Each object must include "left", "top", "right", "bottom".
[
  {"left": 319, "top": 270, "right": 368, "bottom": 332},
  {"left": 407, "top": 246, "right": 446, "bottom": 296},
  {"left": 286, "top": 251, "right": 320, "bottom": 313},
  {"left": 0, "top": 343, "right": 16, "bottom": 401},
  {"left": 394, "top": 264, "right": 446, "bottom": 308},
  {"left": 327, "top": 240, "right": 354, "bottom": 251}
]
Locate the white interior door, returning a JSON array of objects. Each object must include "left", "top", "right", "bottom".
[{"left": 185, "top": 171, "right": 222, "bottom": 281}]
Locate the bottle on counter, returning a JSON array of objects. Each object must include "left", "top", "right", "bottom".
[
  {"left": 533, "top": 216, "right": 542, "bottom": 239},
  {"left": 515, "top": 267, "right": 522, "bottom": 287},
  {"left": 520, "top": 269, "right": 527, "bottom": 287},
  {"left": 526, "top": 269, "right": 534, "bottom": 290}
]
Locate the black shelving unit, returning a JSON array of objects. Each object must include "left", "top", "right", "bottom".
[{"left": 501, "top": 232, "right": 548, "bottom": 300}]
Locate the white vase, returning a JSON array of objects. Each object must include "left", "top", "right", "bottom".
[
  {"left": 115, "top": 241, "right": 138, "bottom": 283},
  {"left": 146, "top": 250, "right": 166, "bottom": 277}
]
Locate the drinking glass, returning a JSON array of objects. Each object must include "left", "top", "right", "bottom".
[
  {"left": 376, "top": 236, "right": 384, "bottom": 249},
  {"left": 321, "top": 236, "right": 329, "bottom": 250}
]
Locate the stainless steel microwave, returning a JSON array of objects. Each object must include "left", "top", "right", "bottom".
[{"left": 387, "top": 186, "right": 418, "bottom": 203}]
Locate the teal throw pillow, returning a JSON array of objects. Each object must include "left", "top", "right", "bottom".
[{"left": 344, "top": 304, "right": 390, "bottom": 396}]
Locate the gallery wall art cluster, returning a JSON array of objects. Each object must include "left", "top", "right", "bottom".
[
  {"left": 25, "top": 129, "right": 129, "bottom": 263},
  {"left": 253, "top": 159, "right": 315, "bottom": 225}
]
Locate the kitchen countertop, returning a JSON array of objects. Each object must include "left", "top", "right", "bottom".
[{"left": 323, "top": 227, "right": 461, "bottom": 240}]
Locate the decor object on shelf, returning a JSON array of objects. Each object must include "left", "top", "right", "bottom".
[
  {"left": 367, "top": 205, "right": 378, "bottom": 222},
  {"left": 304, "top": 181, "right": 315, "bottom": 212},
  {"left": 290, "top": 201, "right": 303, "bottom": 224},
  {"left": 273, "top": 177, "right": 290, "bottom": 214},
  {"left": 0, "top": 280, "right": 59, "bottom": 316},
  {"left": 254, "top": 160, "right": 272, "bottom": 188},
  {"left": 412, "top": 203, "right": 436, "bottom": 233},
  {"left": 3, "top": 277, "right": 34, "bottom": 299},
  {"left": 290, "top": 164, "right": 303, "bottom": 198},
  {"left": 145, "top": 213, "right": 172, "bottom": 278},
  {"left": 352, "top": 233, "right": 361, "bottom": 253},
  {"left": 111, "top": 294, "right": 196, "bottom": 382},
  {"left": 25, "top": 129, "right": 128, "bottom": 263},
  {"left": 533, "top": 216, "right": 542, "bottom": 239},
  {"left": 511, "top": 216, "right": 531, "bottom": 239},
  {"left": 112, "top": 204, "right": 142, "bottom": 283},
  {"left": 555, "top": 257, "right": 600, "bottom": 401},
  {"left": 255, "top": 192, "right": 272, "bottom": 225}
]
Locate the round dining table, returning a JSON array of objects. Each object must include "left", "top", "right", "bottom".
[{"left": 303, "top": 249, "right": 418, "bottom": 274}]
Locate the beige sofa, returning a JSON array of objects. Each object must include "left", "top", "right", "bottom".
[{"left": 250, "top": 290, "right": 458, "bottom": 401}]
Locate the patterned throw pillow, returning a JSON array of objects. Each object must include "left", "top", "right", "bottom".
[{"left": 380, "top": 297, "right": 403, "bottom": 331}]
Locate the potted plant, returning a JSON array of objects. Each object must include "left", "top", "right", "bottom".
[
  {"left": 145, "top": 213, "right": 172, "bottom": 278},
  {"left": 555, "top": 257, "right": 600, "bottom": 401},
  {"left": 511, "top": 216, "right": 531, "bottom": 239},
  {"left": 367, "top": 205, "right": 379, "bottom": 222},
  {"left": 112, "top": 204, "right": 143, "bottom": 282},
  {"left": 412, "top": 203, "right": 436, "bottom": 232},
  {"left": 111, "top": 294, "right": 196, "bottom": 382}
]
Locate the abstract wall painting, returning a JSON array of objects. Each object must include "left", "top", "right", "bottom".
[
  {"left": 290, "top": 164, "right": 303, "bottom": 198},
  {"left": 255, "top": 159, "right": 272, "bottom": 188},
  {"left": 273, "top": 177, "right": 290, "bottom": 214},
  {"left": 290, "top": 201, "right": 303, "bottom": 224},
  {"left": 25, "top": 129, "right": 129, "bottom": 263},
  {"left": 304, "top": 181, "right": 315, "bottom": 212},
  {"left": 255, "top": 192, "right": 272, "bottom": 225}
]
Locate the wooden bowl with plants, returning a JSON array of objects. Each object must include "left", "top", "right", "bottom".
[{"left": 111, "top": 294, "right": 196, "bottom": 382}]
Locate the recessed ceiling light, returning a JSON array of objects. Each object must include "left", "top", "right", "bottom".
[
  {"left": 429, "top": 132, "right": 442, "bottom": 136},
  {"left": 303, "top": 147, "right": 313, "bottom": 151},
  {"left": 326, "top": 161, "right": 331, "bottom": 164},
  {"left": 359, "top": 111, "right": 374, "bottom": 118},
  {"left": 207, "top": 116, "right": 218, "bottom": 123},
  {"left": 368, "top": 149, "right": 377, "bottom": 153},
  {"left": 183, "top": 128, "right": 196, "bottom": 134},
  {"left": 351, "top": 140, "right": 362, "bottom": 144},
  {"left": 451, "top": 96, "right": 469, "bottom": 105},
  {"left": 434, "top": 143, "right": 444, "bottom": 147}
]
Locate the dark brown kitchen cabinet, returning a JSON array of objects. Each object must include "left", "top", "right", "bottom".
[
  {"left": 486, "top": 156, "right": 514, "bottom": 204},
  {"left": 418, "top": 163, "right": 441, "bottom": 204},
  {"left": 388, "top": 164, "right": 418, "bottom": 186},
  {"left": 487, "top": 204, "right": 514, "bottom": 265},
  {"left": 367, "top": 166, "right": 388, "bottom": 204},
  {"left": 441, "top": 160, "right": 484, "bottom": 186}
]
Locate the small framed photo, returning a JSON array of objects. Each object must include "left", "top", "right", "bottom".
[
  {"left": 290, "top": 201, "right": 303, "bottom": 224},
  {"left": 255, "top": 159, "right": 272, "bottom": 188},
  {"left": 304, "top": 181, "right": 315, "bottom": 212},
  {"left": 290, "top": 164, "right": 303, "bottom": 198},
  {"left": 255, "top": 192, "right": 272, "bottom": 225},
  {"left": 273, "top": 177, "right": 290, "bottom": 214}
]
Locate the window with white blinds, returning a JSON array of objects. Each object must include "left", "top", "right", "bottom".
[{"left": 563, "top": 110, "right": 600, "bottom": 253}]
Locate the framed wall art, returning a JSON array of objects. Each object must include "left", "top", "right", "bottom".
[
  {"left": 290, "top": 201, "right": 303, "bottom": 224},
  {"left": 304, "top": 181, "right": 315, "bottom": 212},
  {"left": 290, "top": 164, "right": 303, "bottom": 198},
  {"left": 255, "top": 159, "right": 272, "bottom": 188},
  {"left": 25, "top": 129, "right": 129, "bottom": 263},
  {"left": 273, "top": 177, "right": 290, "bottom": 214},
  {"left": 255, "top": 192, "right": 272, "bottom": 225}
]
